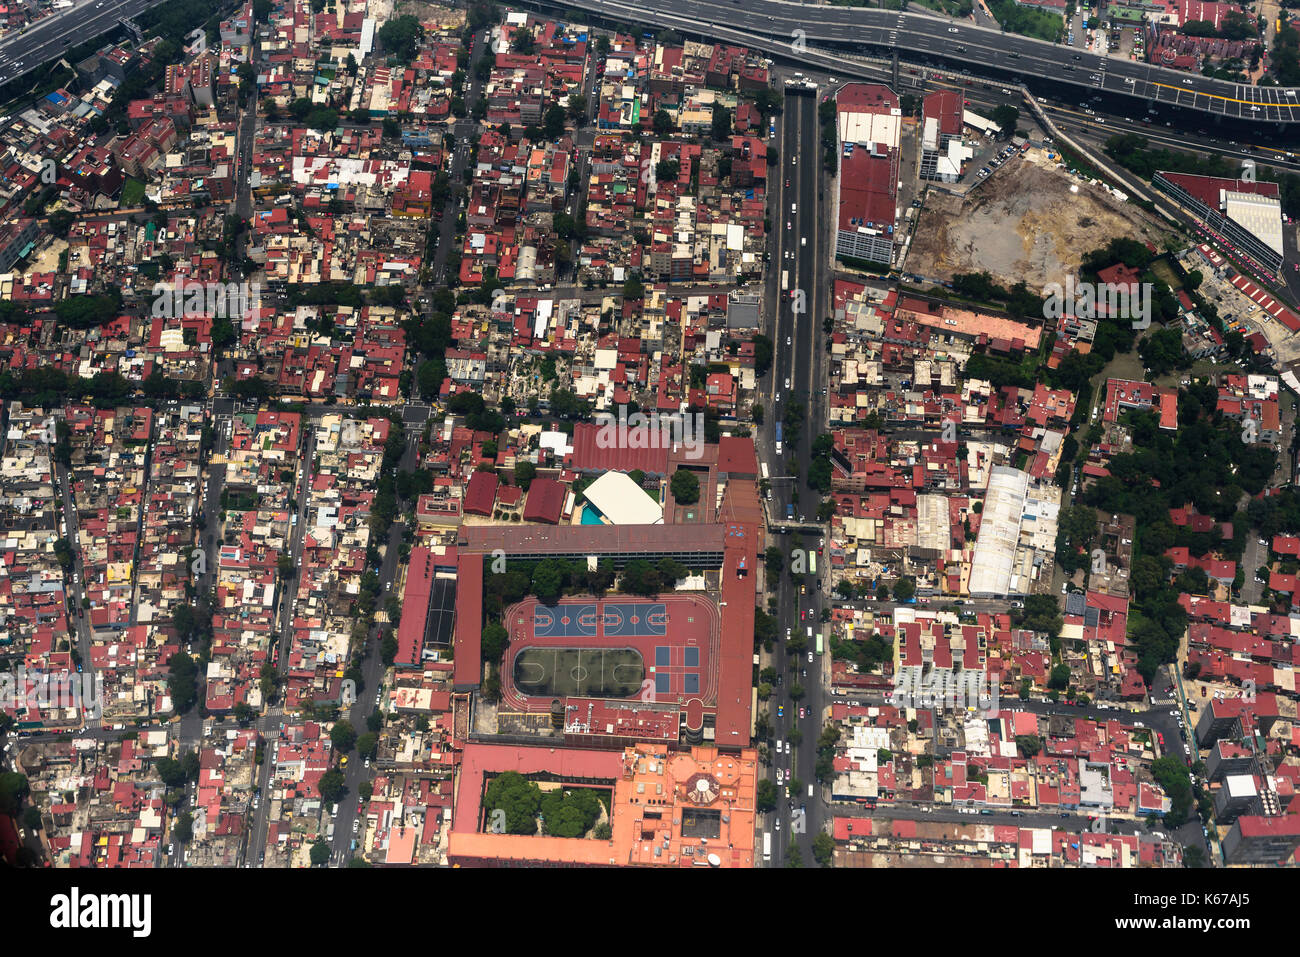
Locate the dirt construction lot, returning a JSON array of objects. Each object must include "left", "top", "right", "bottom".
[{"left": 907, "top": 153, "right": 1174, "bottom": 290}]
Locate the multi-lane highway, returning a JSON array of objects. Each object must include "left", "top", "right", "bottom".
[
  {"left": 546, "top": 0, "right": 1300, "bottom": 126},
  {"left": 0, "top": 0, "right": 165, "bottom": 88},
  {"left": 760, "top": 81, "right": 832, "bottom": 866}
]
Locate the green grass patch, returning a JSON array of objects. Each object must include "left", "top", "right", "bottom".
[{"left": 122, "top": 178, "right": 147, "bottom": 207}]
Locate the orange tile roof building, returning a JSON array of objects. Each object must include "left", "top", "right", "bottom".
[{"left": 449, "top": 742, "right": 758, "bottom": 867}]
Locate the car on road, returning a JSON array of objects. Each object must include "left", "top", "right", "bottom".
[
  {"left": 352, "top": 819, "right": 359, "bottom": 833},
  {"left": 364, "top": 758, "right": 370, "bottom": 769},
  {"left": 786, "top": 336, "right": 791, "bottom": 345},
  {"left": 948, "top": 27, "right": 958, "bottom": 32},
  {"left": 807, "top": 651, "right": 813, "bottom": 663},
  {"left": 776, "top": 768, "right": 783, "bottom": 785},
  {"left": 799, "top": 707, "right": 806, "bottom": 718},
  {"left": 775, "top": 816, "right": 781, "bottom": 831},
  {"left": 777, "top": 704, "right": 784, "bottom": 718},
  {"left": 786, "top": 221, "right": 791, "bottom": 230},
  {"left": 168, "top": 843, "right": 174, "bottom": 857}
]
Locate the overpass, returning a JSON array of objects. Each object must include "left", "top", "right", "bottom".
[{"left": 544, "top": 0, "right": 1300, "bottom": 127}]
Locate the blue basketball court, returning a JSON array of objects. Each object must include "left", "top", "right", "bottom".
[
  {"left": 603, "top": 601, "right": 667, "bottom": 637},
  {"left": 533, "top": 603, "right": 598, "bottom": 638}
]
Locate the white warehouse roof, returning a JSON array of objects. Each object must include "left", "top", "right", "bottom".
[{"left": 582, "top": 471, "right": 663, "bottom": 526}]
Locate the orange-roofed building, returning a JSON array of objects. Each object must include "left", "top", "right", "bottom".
[{"left": 448, "top": 742, "right": 758, "bottom": 867}]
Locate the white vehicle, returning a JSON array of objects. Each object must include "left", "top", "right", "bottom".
[
  {"left": 807, "top": 651, "right": 813, "bottom": 663},
  {"left": 948, "top": 27, "right": 958, "bottom": 33},
  {"left": 786, "top": 336, "right": 792, "bottom": 345},
  {"left": 800, "top": 237, "right": 807, "bottom": 247},
  {"left": 784, "top": 377, "right": 790, "bottom": 389},
  {"left": 776, "top": 768, "right": 784, "bottom": 785},
  {"left": 790, "top": 203, "right": 797, "bottom": 214},
  {"left": 364, "top": 758, "right": 370, "bottom": 769},
  {"left": 791, "top": 156, "right": 796, "bottom": 166}
]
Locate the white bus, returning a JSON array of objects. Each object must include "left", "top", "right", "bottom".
[
  {"left": 762, "top": 831, "right": 772, "bottom": 862},
  {"left": 760, "top": 461, "right": 769, "bottom": 480},
  {"left": 781, "top": 270, "right": 789, "bottom": 291}
]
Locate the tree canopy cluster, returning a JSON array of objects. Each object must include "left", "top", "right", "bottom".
[{"left": 482, "top": 771, "right": 608, "bottom": 838}]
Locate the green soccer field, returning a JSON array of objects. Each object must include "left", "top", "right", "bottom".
[{"left": 511, "top": 647, "right": 646, "bottom": 699}]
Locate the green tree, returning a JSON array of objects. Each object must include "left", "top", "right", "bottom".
[
  {"left": 378, "top": 14, "right": 424, "bottom": 63},
  {"left": 711, "top": 105, "right": 732, "bottom": 140},
  {"left": 166, "top": 652, "right": 199, "bottom": 713},
  {"left": 514, "top": 460, "right": 537, "bottom": 491},
  {"left": 990, "top": 104, "right": 1019, "bottom": 136},
  {"left": 309, "top": 838, "right": 331, "bottom": 866},
  {"left": 670, "top": 468, "right": 700, "bottom": 504},
  {"left": 331, "top": 720, "right": 358, "bottom": 753},
  {"left": 0, "top": 772, "right": 29, "bottom": 815},
  {"left": 481, "top": 622, "right": 509, "bottom": 662},
  {"left": 317, "top": 768, "right": 345, "bottom": 802},
  {"left": 483, "top": 771, "right": 542, "bottom": 834},
  {"left": 812, "top": 830, "right": 834, "bottom": 867}
]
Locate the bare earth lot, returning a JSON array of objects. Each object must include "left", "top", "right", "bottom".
[{"left": 907, "top": 155, "right": 1174, "bottom": 289}]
